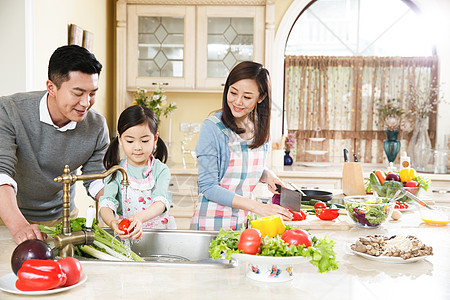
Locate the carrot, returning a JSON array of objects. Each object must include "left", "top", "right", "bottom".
[{"left": 375, "top": 170, "right": 386, "bottom": 185}]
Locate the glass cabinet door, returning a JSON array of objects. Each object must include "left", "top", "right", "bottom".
[
  {"left": 196, "top": 6, "right": 264, "bottom": 90},
  {"left": 127, "top": 5, "right": 195, "bottom": 90}
]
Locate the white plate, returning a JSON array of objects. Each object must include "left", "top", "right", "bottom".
[
  {"left": 347, "top": 244, "right": 430, "bottom": 264},
  {"left": 232, "top": 253, "right": 306, "bottom": 282},
  {"left": 0, "top": 273, "right": 87, "bottom": 295},
  {"left": 395, "top": 203, "right": 416, "bottom": 212},
  {"left": 305, "top": 150, "right": 328, "bottom": 155},
  {"left": 300, "top": 162, "right": 331, "bottom": 168}
]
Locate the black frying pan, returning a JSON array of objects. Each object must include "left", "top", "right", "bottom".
[
  {"left": 287, "top": 182, "right": 333, "bottom": 202},
  {"left": 300, "top": 189, "right": 333, "bottom": 202}
]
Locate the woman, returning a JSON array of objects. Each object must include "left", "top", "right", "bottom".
[{"left": 191, "top": 61, "right": 292, "bottom": 231}]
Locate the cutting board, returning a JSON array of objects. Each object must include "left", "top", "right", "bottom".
[{"left": 285, "top": 215, "right": 354, "bottom": 230}]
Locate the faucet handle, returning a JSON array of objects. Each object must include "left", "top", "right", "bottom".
[{"left": 86, "top": 205, "right": 96, "bottom": 229}]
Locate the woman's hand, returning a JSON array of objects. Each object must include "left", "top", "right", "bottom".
[
  {"left": 261, "top": 169, "right": 284, "bottom": 194},
  {"left": 253, "top": 202, "right": 293, "bottom": 221}
]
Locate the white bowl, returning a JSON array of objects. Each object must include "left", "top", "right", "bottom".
[
  {"left": 232, "top": 253, "right": 306, "bottom": 282},
  {"left": 419, "top": 205, "right": 450, "bottom": 226}
]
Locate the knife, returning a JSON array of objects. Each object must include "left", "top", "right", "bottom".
[
  {"left": 343, "top": 149, "right": 349, "bottom": 162},
  {"left": 276, "top": 184, "right": 302, "bottom": 211},
  {"left": 353, "top": 153, "right": 358, "bottom": 162}
]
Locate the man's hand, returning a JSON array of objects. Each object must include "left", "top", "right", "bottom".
[{"left": 11, "top": 224, "right": 46, "bottom": 244}]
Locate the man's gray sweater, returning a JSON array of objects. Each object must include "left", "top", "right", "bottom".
[{"left": 0, "top": 91, "right": 110, "bottom": 221}]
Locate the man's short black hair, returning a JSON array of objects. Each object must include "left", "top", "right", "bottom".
[{"left": 48, "top": 45, "right": 102, "bottom": 88}]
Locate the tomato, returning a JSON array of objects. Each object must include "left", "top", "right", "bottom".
[
  {"left": 289, "top": 209, "right": 307, "bottom": 221},
  {"left": 57, "top": 257, "right": 83, "bottom": 287},
  {"left": 395, "top": 201, "right": 409, "bottom": 209},
  {"left": 118, "top": 219, "right": 131, "bottom": 234},
  {"left": 238, "top": 228, "right": 262, "bottom": 255},
  {"left": 405, "top": 181, "right": 419, "bottom": 187},
  {"left": 281, "top": 229, "right": 312, "bottom": 248}
]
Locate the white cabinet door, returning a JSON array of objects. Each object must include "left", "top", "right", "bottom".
[
  {"left": 127, "top": 5, "right": 195, "bottom": 90},
  {"left": 196, "top": 6, "right": 265, "bottom": 90}
]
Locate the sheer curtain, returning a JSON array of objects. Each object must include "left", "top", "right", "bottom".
[{"left": 284, "top": 55, "right": 438, "bottom": 164}]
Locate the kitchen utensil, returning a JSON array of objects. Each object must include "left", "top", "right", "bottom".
[
  {"left": 342, "top": 162, "right": 366, "bottom": 196},
  {"left": 403, "top": 190, "right": 434, "bottom": 210},
  {"left": 301, "top": 189, "right": 333, "bottom": 202},
  {"left": 343, "top": 149, "right": 349, "bottom": 162},
  {"left": 388, "top": 189, "right": 403, "bottom": 203},
  {"left": 288, "top": 182, "right": 307, "bottom": 196},
  {"left": 353, "top": 153, "right": 358, "bottom": 162},
  {"left": 276, "top": 185, "right": 302, "bottom": 211},
  {"left": 283, "top": 183, "right": 333, "bottom": 202},
  {"left": 285, "top": 215, "right": 353, "bottom": 230}
]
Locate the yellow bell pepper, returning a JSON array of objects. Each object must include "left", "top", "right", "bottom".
[
  {"left": 250, "top": 215, "right": 286, "bottom": 237},
  {"left": 399, "top": 168, "right": 417, "bottom": 183}
]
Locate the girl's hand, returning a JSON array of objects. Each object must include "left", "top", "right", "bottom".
[
  {"left": 110, "top": 219, "right": 128, "bottom": 239},
  {"left": 127, "top": 216, "right": 143, "bottom": 240}
]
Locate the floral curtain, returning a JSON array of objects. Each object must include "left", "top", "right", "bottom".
[{"left": 284, "top": 55, "right": 439, "bottom": 164}]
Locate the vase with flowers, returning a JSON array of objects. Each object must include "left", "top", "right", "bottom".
[
  {"left": 377, "top": 99, "right": 409, "bottom": 163},
  {"left": 284, "top": 133, "right": 296, "bottom": 166},
  {"left": 404, "top": 80, "right": 443, "bottom": 171},
  {"left": 133, "top": 83, "right": 177, "bottom": 125}
]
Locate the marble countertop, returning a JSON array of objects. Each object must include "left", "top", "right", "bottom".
[{"left": 1, "top": 210, "right": 449, "bottom": 299}]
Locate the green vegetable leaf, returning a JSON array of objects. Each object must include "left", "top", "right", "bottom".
[{"left": 414, "top": 175, "right": 431, "bottom": 191}]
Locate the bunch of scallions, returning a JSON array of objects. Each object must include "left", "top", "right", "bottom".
[{"left": 39, "top": 217, "right": 144, "bottom": 262}]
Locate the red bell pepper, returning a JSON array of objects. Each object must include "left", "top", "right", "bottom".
[
  {"left": 289, "top": 209, "right": 307, "bottom": 221},
  {"left": 314, "top": 201, "right": 339, "bottom": 220},
  {"left": 16, "top": 259, "right": 67, "bottom": 291}
]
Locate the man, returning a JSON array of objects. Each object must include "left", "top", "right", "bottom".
[{"left": 0, "top": 45, "right": 109, "bottom": 244}]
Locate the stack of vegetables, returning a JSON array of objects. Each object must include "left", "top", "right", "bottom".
[
  {"left": 209, "top": 215, "right": 339, "bottom": 274},
  {"left": 39, "top": 217, "right": 144, "bottom": 262},
  {"left": 368, "top": 168, "right": 430, "bottom": 202},
  {"left": 11, "top": 239, "right": 84, "bottom": 291}
]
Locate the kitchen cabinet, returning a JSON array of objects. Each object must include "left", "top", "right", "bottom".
[
  {"left": 126, "top": 5, "right": 196, "bottom": 90},
  {"left": 125, "top": 4, "right": 264, "bottom": 91}
]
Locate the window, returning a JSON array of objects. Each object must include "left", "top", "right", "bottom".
[{"left": 284, "top": 0, "right": 437, "bottom": 164}]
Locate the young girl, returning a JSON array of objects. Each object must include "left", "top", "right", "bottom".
[
  {"left": 99, "top": 105, "right": 176, "bottom": 240},
  {"left": 191, "top": 61, "right": 292, "bottom": 231}
]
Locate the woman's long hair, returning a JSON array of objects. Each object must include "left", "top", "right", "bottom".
[
  {"left": 103, "top": 105, "right": 168, "bottom": 179},
  {"left": 221, "top": 61, "right": 271, "bottom": 149}
]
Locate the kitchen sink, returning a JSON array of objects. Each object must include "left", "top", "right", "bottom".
[{"left": 77, "top": 229, "right": 236, "bottom": 268}]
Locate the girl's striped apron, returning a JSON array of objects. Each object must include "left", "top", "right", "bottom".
[{"left": 191, "top": 116, "right": 266, "bottom": 231}]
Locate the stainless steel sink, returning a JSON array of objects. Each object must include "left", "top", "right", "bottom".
[{"left": 77, "top": 229, "right": 236, "bottom": 268}]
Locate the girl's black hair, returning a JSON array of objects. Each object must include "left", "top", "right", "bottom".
[
  {"left": 103, "top": 105, "right": 168, "bottom": 177},
  {"left": 221, "top": 61, "right": 271, "bottom": 149}
]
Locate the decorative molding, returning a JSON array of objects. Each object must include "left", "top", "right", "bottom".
[{"left": 117, "top": 0, "right": 267, "bottom": 5}]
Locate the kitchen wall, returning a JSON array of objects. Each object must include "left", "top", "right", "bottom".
[{"left": 0, "top": 0, "right": 114, "bottom": 131}]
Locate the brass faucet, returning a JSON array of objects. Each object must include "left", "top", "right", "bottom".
[{"left": 53, "top": 165, "right": 130, "bottom": 257}]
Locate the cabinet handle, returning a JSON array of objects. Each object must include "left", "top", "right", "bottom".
[
  {"left": 152, "top": 82, "right": 169, "bottom": 85},
  {"left": 221, "top": 83, "right": 225, "bottom": 87}
]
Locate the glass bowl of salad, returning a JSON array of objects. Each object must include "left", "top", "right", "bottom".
[{"left": 344, "top": 195, "right": 394, "bottom": 228}]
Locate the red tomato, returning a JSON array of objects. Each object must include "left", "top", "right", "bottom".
[
  {"left": 57, "top": 257, "right": 83, "bottom": 287},
  {"left": 395, "top": 201, "right": 409, "bottom": 209},
  {"left": 118, "top": 219, "right": 131, "bottom": 234},
  {"left": 238, "top": 228, "right": 262, "bottom": 255},
  {"left": 281, "top": 229, "right": 312, "bottom": 248},
  {"left": 405, "top": 181, "right": 419, "bottom": 187}
]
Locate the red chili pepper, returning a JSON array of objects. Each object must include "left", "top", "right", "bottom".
[
  {"left": 15, "top": 259, "right": 67, "bottom": 291},
  {"left": 289, "top": 209, "right": 307, "bottom": 221},
  {"left": 314, "top": 202, "right": 339, "bottom": 220}
]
